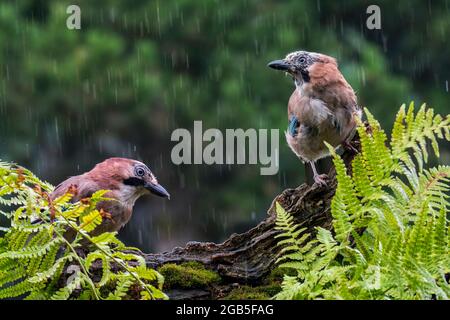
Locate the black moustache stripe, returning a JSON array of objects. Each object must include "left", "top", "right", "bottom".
[
  {"left": 301, "top": 70, "right": 310, "bottom": 82},
  {"left": 123, "top": 177, "right": 145, "bottom": 187}
]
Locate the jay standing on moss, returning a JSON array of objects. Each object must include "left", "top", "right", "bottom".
[{"left": 268, "top": 50, "right": 361, "bottom": 186}]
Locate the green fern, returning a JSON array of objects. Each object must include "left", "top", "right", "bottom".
[
  {"left": 0, "top": 161, "right": 167, "bottom": 300},
  {"left": 275, "top": 103, "right": 450, "bottom": 300}
]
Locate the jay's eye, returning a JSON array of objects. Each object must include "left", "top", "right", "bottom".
[
  {"left": 298, "top": 57, "right": 306, "bottom": 64},
  {"left": 135, "top": 167, "right": 146, "bottom": 177}
]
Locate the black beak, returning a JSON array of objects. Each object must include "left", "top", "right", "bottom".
[
  {"left": 267, "top": 59, "right": 293, "bottom": 71},
  {"left": 145, "top": 183, "right": 170, "bottom": 199}
]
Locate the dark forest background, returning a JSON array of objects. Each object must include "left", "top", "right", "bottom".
[{"left": 0, "top": 0, "right": 448, "bottom": 252}]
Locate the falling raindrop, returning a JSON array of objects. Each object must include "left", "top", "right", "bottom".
[
  {"left": 179, "top": 172, "right": 185, "bottom": 188},
  {"left": 156, "top": 1, "right": 161, "bottom": 36},
  {"left": 109, "top": 7, "right": 116, "bottom": 22},
  {"left": 361, "top": 67, "right": 366, "bottom": 87},
  {"left": 138, "top": 229, "right": 143, "bottom": 245}
]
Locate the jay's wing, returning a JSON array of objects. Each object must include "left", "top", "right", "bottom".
[
  {"left": 31, "top": 175, "right": 96, "bottom": 224},
  {"left": 287, "top": 89, "right": 301, "bottom": 121},
  {"left": 287, "top": 89, "right": 303, "bottom": 137},
  {"left": 50, "top": 175, "right": 97, "bottom": 203},
  {"left": 288, "top": 116, "right": 300, "bottom": 137}
]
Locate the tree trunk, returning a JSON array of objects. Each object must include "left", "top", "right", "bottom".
[{"left": 142, "top": 134, "right": 360, "bottom": 299}]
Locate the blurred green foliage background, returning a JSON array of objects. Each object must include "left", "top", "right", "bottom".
[{"left": 0, "top": 0, "right": 448, "bottom": 251}]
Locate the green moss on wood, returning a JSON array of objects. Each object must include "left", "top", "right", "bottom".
[
  {"left": 158, "top": 263, "right": 292, "bottom": 299},
  {"left": 266, "top": 267, "right": 297, "bottom": 282},
  {"left": 158, "top": 262, "right": 221, "bottom": 289},
  {"left": 221, "top": 268, "right": 293, "bottom": 300},
  {"left": 222, "top": 284, "right": 281, "bottom": 300}
]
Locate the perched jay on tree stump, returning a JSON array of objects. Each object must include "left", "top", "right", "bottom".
[{"left": 268, "top": 50, "right": 361, "bottom": 186}]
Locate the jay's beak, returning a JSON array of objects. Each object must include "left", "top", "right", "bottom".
[
  {"left": 145, "top": 182, "right": 170, "bottom": 199},
  {"left": 267, "top": 59, "right": 293, "bottom": 72}
]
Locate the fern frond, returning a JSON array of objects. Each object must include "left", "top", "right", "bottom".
[
  {"left": 0, "top": 159, "right": 166, "bottom": 300},
  {"left": 391, "top": 102, "right": 450, "bottom": 171},
  {"left": 275, "top": 103, "right": 450, "bottom": 300}
]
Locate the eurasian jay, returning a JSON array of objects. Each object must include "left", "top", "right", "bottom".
[
  {"left": 268, "top": 50, "right": 361, "bottom": 186},
  {"left": 48, "top": 157, "right": 170, "bottom": 235}
]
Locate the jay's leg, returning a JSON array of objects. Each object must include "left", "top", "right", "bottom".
[
  {"left": 310, "top": 161, "right": 328, "bottom": 186},
  {"left": 342, "top": 128, "right": 360, "bottom": 154}
]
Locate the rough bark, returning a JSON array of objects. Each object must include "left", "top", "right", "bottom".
[
  {"left": 144, "top": 183, "right": 335, "bottom": 282},
  {"left": 142, "top": 134, "right": 360, "bottom": 299}
]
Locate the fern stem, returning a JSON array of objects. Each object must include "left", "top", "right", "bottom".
[
  {"left": 59, "top": 216, "right": 158, "bottom": 299},
  {"left": 52, "top": 227, "right": 101, "bottom": 300}
]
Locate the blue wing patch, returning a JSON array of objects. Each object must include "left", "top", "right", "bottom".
[{"left": 288, "top": 116, "right": 299, "bottom": 137}]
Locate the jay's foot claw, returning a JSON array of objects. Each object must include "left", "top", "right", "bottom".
[
  {"left": 313, "top": 174, "right": 328, "bottom": 187},
  {"left": 342, "top": 141, "right": 359, "bottom": 154}
]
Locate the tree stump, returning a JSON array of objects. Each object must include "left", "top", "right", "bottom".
[{"left": 142, "top": 134, "right": 360, "bottom": 299}]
